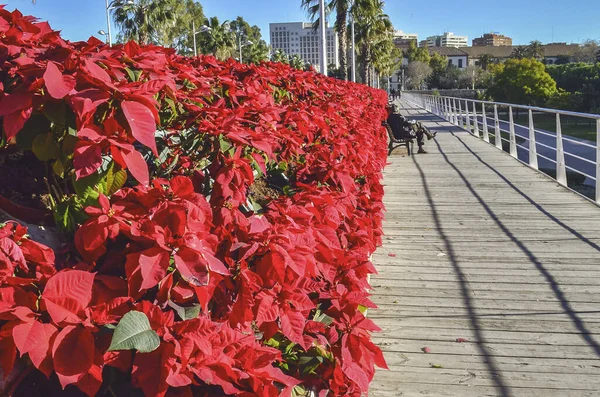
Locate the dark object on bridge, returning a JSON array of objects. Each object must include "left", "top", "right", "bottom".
[
  {"left": 385, "top": 123, "right": 414, "bottom": 156},
  {"left": 385, "top": 108, "right": 437, "bottom": 156}
]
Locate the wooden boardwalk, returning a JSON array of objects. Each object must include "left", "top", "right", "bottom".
[{"left": 369, "top": 100, "right": 600, "bottom": 397}]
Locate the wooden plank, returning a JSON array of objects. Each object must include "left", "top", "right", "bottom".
[{"left": 370, "top": 99, "right": 600, "bottom": 396}]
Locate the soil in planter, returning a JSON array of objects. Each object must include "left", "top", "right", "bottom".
[
  {"left": 248, "top": 177, "right": 281, "bottom": 210},
  {"left": 0, "top": 150, "right": 52, "bottom": 212}
]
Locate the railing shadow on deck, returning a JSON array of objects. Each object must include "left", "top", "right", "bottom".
[
  {"left": 430, "top": 137, "right": 600, "bottom": 359},
  {"left": 411, "top": 155, "right": 512, "bottom": 397}
]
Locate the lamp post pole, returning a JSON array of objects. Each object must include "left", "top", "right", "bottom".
[
  {"left": 193, "top": 20, "right": 197, "bottom": 56},
  {"left": 239, "top": 34, "right": 243, "bottom": 63},
  {"left": 319, "top": 0, "right": 328, "bottom": 75},
  {"left": 105, "top": 0, "right": 113, "bottom": 46},
  {"left": 351, "top": 11, "right": 356, "bottom": 82}
]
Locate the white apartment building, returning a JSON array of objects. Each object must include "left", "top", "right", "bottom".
[
  {"left": 394, "top": 30, "right": 418, "bottom": 41},
  {"left": 269, "top": 22, "right": 339, "bottom": 72},
  {"left": 420, "top": 32, "right": 468, "bottom": 48}
]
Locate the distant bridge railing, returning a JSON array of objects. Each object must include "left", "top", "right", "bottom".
[{"left": 402, "top": 92, "right": 600, "bottom": 204}]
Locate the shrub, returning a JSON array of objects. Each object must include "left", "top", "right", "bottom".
[{"left": 0, "top": 6, "right": 388, "bottom": 397}]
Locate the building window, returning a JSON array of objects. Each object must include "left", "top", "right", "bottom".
[{"left": 458, "top": 59, "right": 463, "bottom": 68}]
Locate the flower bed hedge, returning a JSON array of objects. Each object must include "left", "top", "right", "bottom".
[{"left": 0, "top": 7, "right": 388, "bottom": 397}]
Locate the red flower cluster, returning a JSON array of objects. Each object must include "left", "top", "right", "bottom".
[{"left": 0, "top": 6, "right": 389, "bottom": 397}]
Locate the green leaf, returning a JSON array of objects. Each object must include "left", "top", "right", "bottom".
[
  {"left": 43, "top": 101, "right": 68, "bottom": 127},
  {"left": 15, "top": 115, "right": 51, "bottom": 150},
  {"left": 52, "top": 159, "right": 65, "bottom": 177},
  {"left": 291, "top": 385, "right": 307, "bottom": 397},
  {"left": 108, "top": 311, "right": 160, "bottom": 353},
  {"left": 219, "top": 135, "right": 233, "bottom": 153},
  {"left": 168, "top": 301, "right": 201, "bottom": 321},
  {"left": 72, "top": 172, "right": 103, "bottom": 197},
  {"left": 124, "top": 67, "right": 142, "bottom": 82},
  {"left": 106, "top": 163, "right": 127, "bottom": 196},
  {"left": 32, "top": 132, "right": 60, "bottom": 161},
  {"left": 430, "top": 363, "right": 444, "bottom": 369},
  {"left": 183, "top": 79, "right": 197, "bottom": 90},
  {"left": 313, "top": 311, "right": 334, "bottom": 326}
]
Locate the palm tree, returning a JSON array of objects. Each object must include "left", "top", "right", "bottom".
[
  {"left": 354, "top": 0, "right": 393, "bottom": 85},
  {"left": 289, "top": 54, "right": 308, "bottom": 70},
  {"left": 271, "top": 49, "right": 289, "bottom": 64},
  {"left": 243, "top": 41, "right": 270, "bottom": 64},
  {"left": 112, "top": 0, "right": 176, "bottom": 45},
  {"left": 478, "top": 53, "right": 494, "bottom": 70},
  {"left": 160, "top": 0, "right": 205, "bottom": 53},
  {"left": 527, "top": 40, "right": 544, "bottom": 59},
  {"left": 197, "top": 17, "right": 237, "bottom": 60},
  {"left": 302, "top": 0, "right": 351, "bottom": 80},
  {"left": 511, "top": 46, "right": 528, "bottom": 59}
]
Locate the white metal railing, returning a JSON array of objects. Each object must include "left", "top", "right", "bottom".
[{"left": 402, "top": 92, "right": 600, "bottom": 204}]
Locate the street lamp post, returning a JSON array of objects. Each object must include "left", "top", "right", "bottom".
[
  {"left": 105, "top": 0, "right": 113, "bottom": 46},
  {"left": 237, "top": 36, "right": 253, "bottom": 64},
  {"left": 192, "top": 21, "right": 211, "bottom": 57},
  {"left": 319, "top": 0, "right": 327, "bottom": 75},
  {"left": 350, "top": 20, "right": 356, "bottom": 82},
  {"left": 105, "top": 0, "right": 134, "bottom": 47}
]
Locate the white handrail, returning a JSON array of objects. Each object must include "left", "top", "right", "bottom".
[{"left": 402, "top": 92, "right": 600, "bottom": 204}]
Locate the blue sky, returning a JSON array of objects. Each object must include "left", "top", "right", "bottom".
[{"left": 4, "top": 0, "right": 600, "bottom": 46}]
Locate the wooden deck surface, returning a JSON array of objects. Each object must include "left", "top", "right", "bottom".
[{"left": 369, "top": 100, "right": 600, "bottom": 397}]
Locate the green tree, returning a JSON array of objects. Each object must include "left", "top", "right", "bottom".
[
  {"left": 478, "top": 53, "right": 497, "bottom": 71},
  {"left": 511, "top": 46, "right": 528, "bottom": 60},
  {"left": 546, "top": 62, "right": 600, "bottom": 112},
  {"left": 527, "top": 40, "right": 544, "bottom": 59},
  {"left": 574, "top": 40, "right": 599, "bottom": 63},
  {"left": 112, "top": 0, "right": 177, "bottom": 45},
  {"left": 405, "top": 40, "right": 431, "bottom": 63},
  {"left": 428, "top": 64, "right": 461, "bottom": 89},
  {"left": 196, "top": 16, "right": 237, "bottom": 60},
  {"left": 271, "top": 49, "right": 289, "bottom": 64},
  {"left": 158, "top": 0, "right": 205, "bottom": 54},
  {"left": 229, "top": 17, "right": 270, "bottom": 64},
  {"left": 429, "top": 52, "right": 448, "bottom": 72},
  {"left": 488, "top": 58, "right": 557, "bottom": 106},
  {"left": 354, "top": 0, "right": 394, "bottom": 85},
  {"left": 289, "top": 54, "right": 307, "bottom": 70}
]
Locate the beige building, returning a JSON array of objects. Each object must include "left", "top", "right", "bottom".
[{"left": 473, "top": 33, "right": 513, "bottom": 47}]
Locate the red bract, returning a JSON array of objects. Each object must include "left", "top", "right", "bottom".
[{"left": 0, "top": 6, "right": 389, "bottom": 397}]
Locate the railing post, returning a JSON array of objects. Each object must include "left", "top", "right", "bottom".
[
  {"left": 472, "top": 101, "right": 480, "bottom": 138},
  {"left": 555, "top": 113, "right": 567, "bottom": 186},
  {"left": 596, "top": 119, "right": 600, "bottom": 204},
  {"left": 442, "top": 97, "right": 447, "bottom": 120},
  {"left": 494, "top": 104, "right": 502, "bottom": 149},
  {"left": 457, "top": 100, "right": 463, "bottom": 127},
  {"left": 453, "top": 98, "right": 458, "bottom": 125},
  {"left": 465, "top": 100, "right": 472, "bottom": 133},
  {"left": 509, "top": 106, "right": 518, "bottom": 158},
  {"left": 528, "top": 109, "right": 538, "bottom": 169},
  {"left": 482, "top": 103, "right": 489, "bottom": 143}
]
